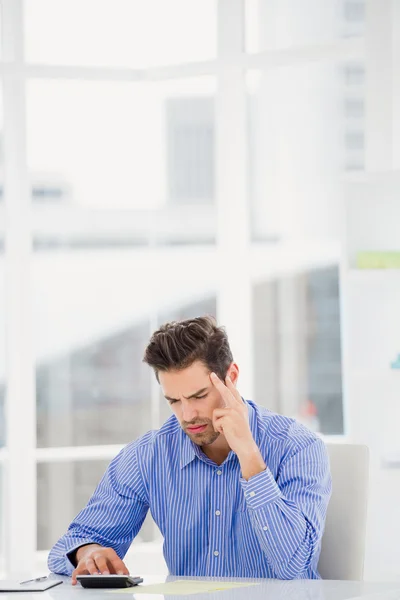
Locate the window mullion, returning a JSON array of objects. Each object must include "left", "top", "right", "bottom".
[
  {"left": 215, "top": 0, "right": 253, "bottom": 398},
  {"left": 2, "top": 0, "right": 36, "bottom": 576}
]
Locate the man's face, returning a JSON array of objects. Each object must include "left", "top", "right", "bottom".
[{"left": 159, "top": 360, "right": 231, "bottom": 446}]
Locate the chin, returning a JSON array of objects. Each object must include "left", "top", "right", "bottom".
[{"left": 189, "top": 430, "right": 220, "bottom": 446}]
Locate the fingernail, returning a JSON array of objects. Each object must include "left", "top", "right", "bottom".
[
  {"left": 211, "top": 372, "right": 217, "bottom": 378},
  {"left": 117, "top": 571, "right": 124, "bottom": 575}
]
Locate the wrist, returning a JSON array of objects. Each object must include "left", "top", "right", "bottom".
[
  {"left": 76, "top": 543, "right": 102, "bottom": 563},
  {"left": 237, "top": 442, "right": 266, "bottom": 481},
  {"left": 236, "top": 439, "right": 260, "bottom": 461}
]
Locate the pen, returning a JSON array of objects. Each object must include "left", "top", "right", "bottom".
[{"left": 20, "top": 576, "right": 48, "bottom": 585}]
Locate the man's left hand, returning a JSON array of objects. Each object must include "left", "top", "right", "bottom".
[
  {"left": 210, "top": 372, "right": 266, "bottom": 480},
  {"left": 210, "top": 372, "right": 255, "bottom": 456}
]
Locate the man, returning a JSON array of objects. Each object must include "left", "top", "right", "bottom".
[{"left": 48, "top": 316, "right": 332, "bottom": 581}]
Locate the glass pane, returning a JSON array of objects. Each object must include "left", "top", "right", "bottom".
[
  {"left": 36, "top": 309, "right": 151, "bottom": 448},
  {"left": 0, "top": 5, "right": 3, "bottom": 61},
  {"left": 37, "top": 460, "right": 157, "bottom": 551},
  {"left": 0, "top": 255, "right": 4, "bottom": 448},
  {"left": 0, "top": 2, "right": 3, "bottom": 60},
  {"left": 247, "top": 63, "right": 365, "bottom": 242},
  {"left": 34, "top": 249, "right": 218, "bottom": 448},
  {"left": 27, "top": 78, "right": 216, "bottom": 247},
  {"left": 0, "top": 86, "right": 5, "bottom": 448},
  {"left": 0, "top": 466, "right": 3, "bottom": 561},
  {"left": 157, "top": 295, "right": 217, "bottom": 426},
  {"left": 246, "top": 0, "right": 365, "bottom": 53},
  {"left": 25, "top": 0, "right": 217, "bottom": 68},
  {"left": 253, "top": 265, "right": 343, "bottom": 435}
]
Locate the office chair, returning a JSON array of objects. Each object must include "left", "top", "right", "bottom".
[{"left": 318, "top": 443, "right": 369, "bottom": 580}]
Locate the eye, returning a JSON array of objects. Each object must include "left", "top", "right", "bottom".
[
  {"left": 168, "top": 399, "right": 180, "bottom": 405},
  {"left": 195, "top": 394, "right": 208, "bottom": 400}
]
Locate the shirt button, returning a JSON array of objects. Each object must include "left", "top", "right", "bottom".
[
  {"left": 263, "top": 526, "right": 268, "bottom": 531},
  {"left": 214, "top": 551, "right": 219, "bottom": 557},
  {"left": 216, "top": 470, "right": 222, "bottom": 475},
  {"left": 249, "top": 491, "right": 256, "bottom": 497},
  {"left": 215, "top": 510, "right": 221, "bottom": 516}
]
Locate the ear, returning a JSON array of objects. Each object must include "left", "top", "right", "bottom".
[{"left": 226, "top": 362, "right": 239, "bottom": 387}]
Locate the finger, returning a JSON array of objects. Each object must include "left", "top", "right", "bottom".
[
  {"left": 109, "top": 557, "right": 130, "bottom": 576},
  {"left": 213, "top": 415, "right": 227, "bottom": 434},
  {"left": 213, "top": 408, "right": 231, "bottom": 420},
  {"left": 210, "top": 372, "right": 235, "bottom": 407},
  {"left": 92, "top": 554, "right": 110, "bottom": 575},
  {"left": 225, "top": 375, "right": 243, "bottom": 404},
  {"left": 85, "top": 557, "right": 99, "bottom": 575},
  {"left": 212, "top": 409, "right": 230, "bottom": 432},
  {"left": 72, "top": 565, "right": 89, "bottom": 585}
]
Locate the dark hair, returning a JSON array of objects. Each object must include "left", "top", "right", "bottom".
[{"left": 143, "top": 316, "right": 233, "bottom": 382}]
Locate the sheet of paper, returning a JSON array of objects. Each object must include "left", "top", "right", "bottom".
[
  {"left": 113, "top": 580, "right": 259, "bottom": 595},
  {"left": 0, "top": 581, "right": 62, "bottom": 592}
]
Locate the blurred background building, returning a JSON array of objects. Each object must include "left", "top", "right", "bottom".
[{"left": 0, "top": 0, "right": 399, "bottom": 584}]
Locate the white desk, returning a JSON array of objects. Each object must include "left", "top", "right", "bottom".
[{"left": 2, "top": 575, "right": 400, "bottom": 600}]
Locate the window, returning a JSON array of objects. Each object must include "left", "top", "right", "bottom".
[
  {"left": 0, "top": 237, "right": 4, "bottom": 448},
  {"left": 28, "top": 78, "right": 216, "bottom": 247},
  {"left": 245, "top": 0, "right": 365, "bottom": 53},
  {"left": 0, "top": 467, "right": 3, "bottom": 570},
  {"left": 37, "top": 460, "right": 158, "bottom": 550},
  {"left": 37, "top": 295, "right": 217, "bottom": 549},
  {"left": 248, "top": 64, "right": 352, "bottom": 242},
  {"left": 0, "top": 78, "right": 5, "bottom": 573},
  {"left": 2, "top": 0, "right": 353, "bottom": 575},
  {"left": 166, "top": 98, "right": 214, "bottom": 206},
  {"left": 25, "top": 0, "right": 217, "bottom": 68},
  {"left": 36, "top": 320, "right": 152, "bottom": 448},
  {"left": 37, "top": 460, "right": 111, "bottom": 551},
  {"left": 253, "top": 266, "right": 343, "bottom": 435}
]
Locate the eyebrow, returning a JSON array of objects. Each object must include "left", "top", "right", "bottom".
[{"left": 165, "top": 387, "right": 209, "bottom": 403}]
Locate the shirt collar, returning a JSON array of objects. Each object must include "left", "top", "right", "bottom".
[{"left": 179, "top": 400, "right": 258, "bottom": 469}]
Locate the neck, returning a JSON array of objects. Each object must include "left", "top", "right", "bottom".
[{"left": 201, "top": 434, "right": 231, "bottom": 465}]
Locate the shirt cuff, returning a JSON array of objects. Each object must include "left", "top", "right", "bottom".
[{"left": 240, "top": 467, "right": 282, "bottom": 509}]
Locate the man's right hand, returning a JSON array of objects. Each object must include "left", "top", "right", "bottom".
[{"left": 71, "top": 544, "right": 130, "bottom": 585}]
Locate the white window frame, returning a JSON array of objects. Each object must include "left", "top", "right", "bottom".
[{"left": 0, "top": 0, "right": 365, "bottom": 576}]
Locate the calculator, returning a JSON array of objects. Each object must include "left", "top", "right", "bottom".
[{"left": 76, "top": 575, "right": 143, "bottom": 588}]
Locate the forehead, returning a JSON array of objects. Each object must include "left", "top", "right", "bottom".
[{"left": 159, "top": 361, "right": 211, "bottom": 397}]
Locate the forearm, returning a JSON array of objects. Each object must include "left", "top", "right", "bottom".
[
  {"left": 237, "top": 444, "right": 315, "bottom": 577},
  {"left": 237, "top": 442, "right": 266, "bottom": 481},
  {"left": 244, "top": 481, "right": 319, "bottom": 579},
  {"left": 240, "top": 439, "right": 331, "bottom": 580},
  {"left": 48, "top": 505, "right": 145, "bottom": 575}
]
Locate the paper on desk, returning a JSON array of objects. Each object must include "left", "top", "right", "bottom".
[{"left": 113, "top": 580, "right": 259, "bottom": 595}]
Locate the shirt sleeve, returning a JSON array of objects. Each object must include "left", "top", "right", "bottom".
[
  {"left": 240, "top": 436, "right": 332, "bottom": 579},
  {"left": 47, "top": 442, "right": 149, "bottom": 576}
]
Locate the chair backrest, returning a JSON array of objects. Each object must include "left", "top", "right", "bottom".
[{"left": 318, "top": 443, "right": 369, "bottom": 580}]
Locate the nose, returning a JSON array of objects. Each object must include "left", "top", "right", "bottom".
[{"left": 181, "top": 400, "right": 198, "bottom": 424}]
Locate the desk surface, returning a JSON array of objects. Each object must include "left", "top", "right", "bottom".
[{"left": 2, "top": 575, "right": 400, "bottom": 600}]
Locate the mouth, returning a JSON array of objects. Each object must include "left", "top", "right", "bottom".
[{"left": 186, "top": 424, "right": 208, "bottom": 434}]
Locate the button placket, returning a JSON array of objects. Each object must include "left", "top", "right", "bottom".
[{"left": 209, "top": 467, "right": 224, "bottom": 566}]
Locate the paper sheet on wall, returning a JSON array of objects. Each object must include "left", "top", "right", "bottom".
[{"left": 113, "top": 580, "right": 259, "bottom": 595}]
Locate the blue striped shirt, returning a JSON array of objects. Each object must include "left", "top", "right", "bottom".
[{"left": 48, "top": 401, "right": 331, "bottom": 580}]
